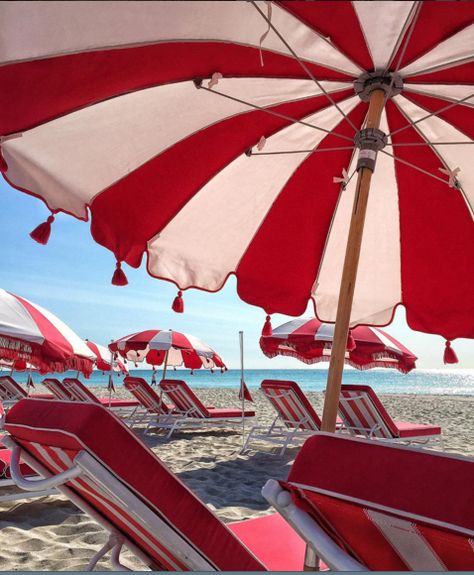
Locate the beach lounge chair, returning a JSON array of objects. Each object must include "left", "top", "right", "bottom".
[
  {"left": 242, "top": 380, "right": 340, "bottom": 456},
  {"left": 338, "top": 384, "right": 442, "bottom": 447},
  {"left": 0, "top": 375, "right": 53, "bottom": 408},
  {"left": 42, "top": 377, "right": 75, "bottom": 400},
  {"left": 61, "top": 378, "right": 139, "bottom": 416},
  {"left": 159, "top": 379, "right": 255, "bottom": 433},
  {"left": 263, "top": 432, "right": 474, "bottom": 571},
  {"left": 3, "top": 399, "right": 313, "bottom": 571}
]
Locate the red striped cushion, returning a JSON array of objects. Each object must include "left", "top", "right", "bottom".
[
  {"left": 284, "top": 434, "right": 474, "bottom": 570},
  {"left": 5, "top": 399, "right": 264, "bottom": 571}
]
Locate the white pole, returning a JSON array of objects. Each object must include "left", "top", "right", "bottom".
[
  {"left": 108, "top": 341, "right": 114, "bottom": 408},
  {"left": 239, "top": 330, "right": 245, "bottom": 447}
]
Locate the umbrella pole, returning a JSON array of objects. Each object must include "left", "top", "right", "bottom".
[
  {"left": 321, "top": 88, "right": 386, "bottom": 433},
  {"left": 239, "top": 330, "right": 245, "bottom": 448},
  {"left": 162, "top": 349, "right": 169, "bottom": 382},
  {"left": 108, "top": 346, "right": 114, "bottom": 408}
]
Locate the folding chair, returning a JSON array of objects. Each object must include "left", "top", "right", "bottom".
[
  {"left": 4, "top": 399, "right": 312, "bottom": 571},
  {"left": 264, "top": 432, "right": 473, "bottom": 571},
  {"left": 338, "top": 384, "right": 442, "bottom": 448}
]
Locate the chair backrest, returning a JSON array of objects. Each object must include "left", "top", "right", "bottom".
[
  {"left": 159, "top": 380, "right": 208, "bottom": 418},
  {"left": 338, "top": 384, "right": 398, "bottom": 438},
  {"left": 62, "top": 378, "right": 100, "bottom": 404},
  {"left": 283, "top": 432, "right": 474, "bottom": 571},
  {"left": 261, "top": 380, "right": 321, "bottom": 431},
  {"left": 123, "top": 377, "right": 170, "bottom": 415},
  {"left": 42, "top": 378, "right": 74, "bottom": 401},
  {"left": 5, "top": 399, "right": 265, "bottom": 571},
  {"left": 0, "top": 376, "right": 26, "bottom": 401}
]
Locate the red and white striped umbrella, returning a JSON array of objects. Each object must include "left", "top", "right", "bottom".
[
  {"left": 0, "top": 288, "right": 94, "bottom": 375},
  {"left": 261, "top": 318, "right": 417, "bottom": 374},
  {"left": 85, "top": 340, "right": 128, "bottom": 374},
  {"left": 109, "top": 330, "right": 226, "bottom": 372}
]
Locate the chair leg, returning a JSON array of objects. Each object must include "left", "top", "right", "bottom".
[
  {"left": 304, "top": 544, "right": 320, "bottom": 571},
  {"left": 86, "top": 534, "right": 118, "bottom": 571}
]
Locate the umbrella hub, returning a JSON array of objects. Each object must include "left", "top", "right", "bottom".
[
  {"left": 354, "top": 70, "right": 403, "bottom": 102},
  {"left": 354, "top": 128, "right": 387, "bottom": 171}
]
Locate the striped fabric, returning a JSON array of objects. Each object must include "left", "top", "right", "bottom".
[
  {"left": 124, "top": 377, "right": 171, "bottom": 416},
  {"left": 61, "top": 378, "right": 139, "bottom": 409},
  {"left": 284, "top": 433, "right": 474, "bottom": 570},
  {"left": 261, "top": 380, "right": 321, "bottom": 431},
  {"left": 260, "top": 318, "right": 417, "bottom": 373},
  {"left": 0, "top": 376, "right": 54, "bottom": 402},
  {"left": 1, "top": 2, "right": 473, "bottom": 342},
  {"left": 110, "top": 330, "right": 226, "bottom": 371},
  {"left": 0, "top": 289, "right": 94, "bottom": 375},
  {"left": 338, "top": 384, "right": 441, "bottom": 441},
  {"left": 85, "top": 340, "right": 128, "bottom": 374},
  {"left": 42, "top": 378, "right": 74, "bottom": 401}
]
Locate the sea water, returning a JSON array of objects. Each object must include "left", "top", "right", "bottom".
[{"left": 10, "top": 368, "right": 474, "bottom": 396}]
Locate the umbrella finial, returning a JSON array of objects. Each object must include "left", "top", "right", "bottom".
[
  {"left": 443, "top": 340, "right": 459, "bottom": 365},
  {"left": 262, "top": 315, "right": 273, "bottom": 336},
  {"left": 30, "top": 214, "right": 55, "bottom": 245},
  {"left": 172, "top": 290, "right": 184, "bottom": 313},
  {"left": 111, "top": 261, "right": 128, "bottom": 286}
]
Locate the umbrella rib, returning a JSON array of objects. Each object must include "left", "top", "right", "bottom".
[
  {"left": 250, "top": 0, "right": 359, "bottom": 133},
  {"left": 250, "top": 146, "right": 355, "bottom": 155},
  {"left": 197, "top": 84, "right": 355, "bottom": 143},
  {"left": 388, "top": 92, "right": 474, "bottom": 137},
  {"left": 380, "top": 148, "right": 452, "bottom": 185},
  {"left": 383, "top": 1, "right": 422, "bottom": 76}
]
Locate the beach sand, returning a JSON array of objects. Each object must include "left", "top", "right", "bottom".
[{"left": 0, "top": 386, "right": 472, "bottom": 570}]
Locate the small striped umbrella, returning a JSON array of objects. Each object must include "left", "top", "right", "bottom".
[
  {"left": 85, "top": 340, "right": 128, "bottom": 374},
  {"left": 261, "top": 318, "right": 417, "bottom": 374}
]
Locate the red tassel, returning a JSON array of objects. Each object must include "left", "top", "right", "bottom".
[
  {"left": 347, "top": 329, "right": 356, "bottom": 351},
  {"left": 172, "top": 290, "right": 184, "bottom": 313},
  {"left": 262, "top": 315, "right": 273, "bottom": 336},
  {"left": 112, "top": 261, "right": 128, "bottom": 286},
  {"left": 443, "top": 340, "right": 459, "bottom": 364},
  {"left": 30, "top": 215, "right": 55, "bottom": 245}
]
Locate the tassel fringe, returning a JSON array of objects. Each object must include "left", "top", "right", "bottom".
[
  {"left": 112, "top": 261, "right": 128, "bottom": 286},
  {"left": 261, "top": 315, "right": 273, "bottom": 336},
  {"left": 30, "top": 215, "right": 55, "bottom": 245},
  {"left": 443, "top": 340, "right": 459, "bottom": 364},
  {"left": 172, "top": 291, "right": 184, "bottom": 313}
]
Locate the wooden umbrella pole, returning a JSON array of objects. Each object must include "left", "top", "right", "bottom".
[
  {"left": 321, "top": 88, "right": 386, "bottom": 432},
  {"left": 161, "top": 349, "right": 169, "bottom": 382}
]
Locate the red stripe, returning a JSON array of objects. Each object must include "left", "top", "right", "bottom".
[
  {"left": 404, "top": 61, "right": 474, "bottom": 84},
  {"left": 392, "top": 2, "right": 474, "bottom": 71},
  {"left": 91, "top": 89, "right": 353, "bottom": 266},
  {"left": 236, "top": 101, "right": 367, "bottom": 316},
  {"left": 0, "top": 42, "right": 351, "bottom": 135},
  {"left": 386, "top": 100, "right": 474, "bottom": 341},
  {"left": 278, "top": 1, "right": 373, "bottom": 71}
]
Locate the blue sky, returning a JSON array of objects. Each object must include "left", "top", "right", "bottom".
[{"left": 1, "top": 178, "right": 472, "bottom": 369}]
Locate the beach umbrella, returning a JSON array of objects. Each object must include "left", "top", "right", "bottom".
[
  {"left": 1, "top": 2, "right": 473, "bottom": 430},
  {"left": 0, "top": 288, "right": 94, "bottom": 376},
  {"left": 85, "top": 339, "right": 128, "bottom": 374},
  {"left": 109, "top": 329, "right": 226, "bottom": 380},
  {"left": 261, "top": 318, "right": 417, "bottom": 374}
]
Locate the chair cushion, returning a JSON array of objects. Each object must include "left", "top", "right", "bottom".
[
  {"left": 97, "top": 397, "right": 139, "bottom": 408},
  {"left": 207, "top": 408, "right": 255, "bottom": 418},
  {"left": 5, "top": 399, "right": 265, "bottom": 571},
  {"left": 395, "top": 420, "right": 441, "bottom": 437}
]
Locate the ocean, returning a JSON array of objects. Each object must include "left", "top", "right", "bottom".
[{"left": 10, "top": 368, "right": 474, "bottom": 396}]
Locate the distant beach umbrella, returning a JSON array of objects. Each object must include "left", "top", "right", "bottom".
[
  {"left": 109, "top": 330, "right": 226, "bottom": 380},
  {"left": 1, "top": 2, "right": 472, "bottom": 430},
  {"left": 85, "top": 340, "right": 128, "bottom": 374},
  {"left": 261, "top": 318, "right": 417, "bottom": 374},
  {"left": 0, "top": 288, "right": 94, "bottom": 376}
]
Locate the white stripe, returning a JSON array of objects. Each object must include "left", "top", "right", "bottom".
[
  {"left": 403, "top": 84, "right": 474, "bottom": 106},
  {"left": 314, "top": 111, "right": 402, "bottom": 326},
  {"left": 271, "top": 319, "right": 308, "bottom": 338},
  {"left": 354, "top": 1, "right": 415, "bottom": 69},
  {"left": 371, "top": 327, "right": 402, "bottom": 354},
  {"left": 0, "top": 289, "right": 44, "bottom": 345},
  {"left": 148, "top": 331, "right": 173, "bottom": 351},
  {"left": 400, "top": 23, "right": 474, "bottom": 77},
  {"left": 394, "top": 94, "right": 474, "bottom": 212},
  {"left": 3, "top": 78, "right": 349, "bottom": 218},
  {"left": 368, "top": 510, "right": 446, "bottom": 571},
  {"left": 0, "top": 1, "right": 360, "bottom": 75},
  {"left": 147, "top": 96, "right": 359, "bottom": 290},
  {"left": 314, "top": 323, "right": 335, "bottom": 342}
]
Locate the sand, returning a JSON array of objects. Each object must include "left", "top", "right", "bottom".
[{"left": 0, "top": 386, "right": 472, "bottom": 571}]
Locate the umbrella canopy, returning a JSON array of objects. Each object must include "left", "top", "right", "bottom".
[
  {"left": 0, "top": 288, "right": 94, "bottom": 375},
  {"left": 85, "top": 340, "right": 128, "bottom": 374},
  {"left": 109, "top": 330, "right": 226, "bottom": 372},
  {"left": 261, "top": 318, "right": 417, "bottom": 374}
]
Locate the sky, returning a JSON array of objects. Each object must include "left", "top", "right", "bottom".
[{"left": 1, "top": 178, "right": 472, "bottom": 370}]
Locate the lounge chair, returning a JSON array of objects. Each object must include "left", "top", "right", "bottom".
[
  {"left": 42, "top": 377, "right": 75, "bottom": 400},
  {"left": 3, "top": 399, "right": 314, "bottom": 571},
  {"left": 0, "top": 375, "right": 53, "bottom": 408},
  {"left": 338, "top": 384, "right": 442, "bottom": 447},
  {"left": 61, "top": 378, "right": 139, "bottom": 416},
  {"left": 263, "top": 432, "right": 474, "bottom": 571},
  {"left": 242, "top": 380, "right": 340, "bottom": 456},
  {"left": 159, "top": 379, "right": 255, "bottom": 432}
]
